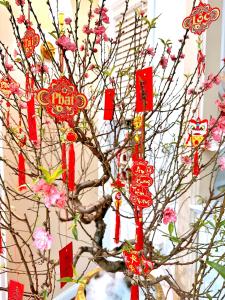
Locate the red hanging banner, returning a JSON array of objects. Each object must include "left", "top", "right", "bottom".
[
  {"left": 59, "top": 242, "right": 73, "bottom": 288},
  {"left": 21, "top": 27, "right": 40, "bottom": 58},
  {"left": 37, "top": 76, "right": 88, "bottom": 125},
  {"left": 8, "top": 280, "right": 24, "bottom": 300},
  {"left": 130, "top": 157, "right": 154, "bottom": 208},
  {"left": 182, "top": 2, "right": 220, "bottom": 35},
  {"left": 135, "top": 67, "right": 153, "bottom": 113},
  {"left": 104, "top": 89, "right": 115, "bottom": 120}
]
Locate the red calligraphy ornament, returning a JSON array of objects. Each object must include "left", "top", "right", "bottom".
[
  {"left": 123, "top": 250, "right": 154, "bottom": 276},
  {"left": 59, "top": 242, "right": 73, "bottom": 288},
  {"left": 37, "top": 76, "right": 88, "bottom": 125},
  {"left": 182, "top": 2, "right": 220, "bottom": 35},
  {"left": 8, "top": 280, "right": 24, "bottom": 300},
  {"left": 186, "top": 117, "right": 208, "bottom": 176},
  {"left": 21, "top": 27, "right": 40, "bottom": 58},
  {"left": 130, "top": 157, "right": 154, "bottom": 208},
  {"left": 135, "top": 67, "right": 153, "bottom": 113}
]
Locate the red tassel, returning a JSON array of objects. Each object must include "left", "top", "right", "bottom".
[
  {"left": 193, "top": 149, "right": 200, "bottom": 176},
  {"left": 68, "top": 143, "right": 75, "bottom": 191},
  {"left": 114, "top": 200, "right": 121, "bottom": 244},
  {"left": 18, "top": 152, "right": 26, "bottom": 191},
  {"left": 197, "top": 50, "right": 205, "bottom": 76},
  {"left": 131, "top": 284, "right": 139, "bottom": 300},
  {"left": 27, "top": 95, "right": 37, "bottom": 142},
  {"left": 61, "top": 142, "right": 67, "bottom": 183},
  {"left": 104, "top": 89, "right": 115, "bottom": 120},
  {"left": 135, "top": 208, "right": 144, "bottom": 251}
]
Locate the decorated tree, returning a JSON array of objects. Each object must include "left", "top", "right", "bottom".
[{"left": 0, "top": 0, "right": 225, "bottom": 299}]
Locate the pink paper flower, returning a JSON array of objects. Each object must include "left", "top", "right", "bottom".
[
  {"left": 65, "top": 17, "right": 72, "bottom": 25},
  {"left": 33, "top": 227, "right": 53, "bottom": 251},
  {"left": 17, "top": 14, "right": 25, "bottom": 24},
  {"left": 218, "top": 157, "right": 225, "bottom": 171},
  {"left": 159, "top": 56, "right": 168, "bottom": 69},
  {"left": 56, "top": 35, "right": 77, "bottom": 52},
  {"left": 15, "top": 0, "right": 25, "bottom": 6},
  {"left": 163, "top": 207, "right": 177, "bottom": 225},
  {"left": 181, "top": 155, "right": 191, "bottom": 165}
]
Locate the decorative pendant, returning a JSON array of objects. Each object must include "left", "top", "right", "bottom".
[{"left": 21, "top": 27, "right": 40, "bottom": 58}]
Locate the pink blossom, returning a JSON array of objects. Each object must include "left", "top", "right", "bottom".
[
  {"left": 13, "top": 49, "right": 19, "bottom": 58},
  {"left": 215, "top": 99, "right": 225, "bottom": 113},
  {"left": 146, "top": 47, "right": 155, "bottom": 56},
  {"left": 188, "top": 88, "right": 196, "bottom": 95},
  {"left": 55, "top": 191, "right": 66, "bottom": 208},
  {"left": 17, "top": 14, "right": 25, "bottom": 24},
  {"left": 218, "top": 157, "right": 225, "bottom": 171},
  {"left": 33, "top": 63, "right": 49, "bottom": 74},
  {"left": 33, "top": 227, "right": 53, "bottom": 251},
  {"left": 170, "top": 55, "right": 176, "bottom": 62},
  {"left": 88, "top": 64, "right": 95, "bottom": 71},
  {"left": 84, "top": 73, "right": 89, "bottom": 78},
  {"left": 56, "top": 35, "right": 77, "bottom": 52},
  {"left": 5, "top": 62, "right": 14, "bottom": 72},
  {"left": 94, "top": 25, "right": 106, "bottom": 36},
  {"left": 80, "top": 45, "right": 85, "bottom": 51},
  {"left": 180, "top": 53, "right": 185, "bottom": 59},
  {"left": 95, "top": 36, "right": 101, "bottom": 44},
  {"left": 159, "top": 56, "right": 168, "bottom": 69},
  {"left": 139, "top": 9, "right": 145, "bottom": 17},
  {"left": 181, "top": 155, "right": 191, "bottom": 165},
  {"left": 166, "top": 47, "right": 172, "bottom": 55},
  {"left": 15, "top": 0, "right": 25, "bottom": 6},
  {"left": 33, "top": 179, "right": 49, "bottom": 193},
  {"left": 103, "top": 33, "right": 109, "bottom": 42},
  {"left": 163, "top": 207, "right": 177, "bottom": 225},
  {"left": 65, "top": 17, "right": 72, "bottom": 25},
  {"left": 102, "top": 14, "right": 109, "bottom": 24},
  {"left": 82, "top": 25, "right": 93, "bottom": 35},
  {"left": 94, "top": 7, "right": 108, "bottom": 14},
  {"left": 9, "top": 82, "right": 23, "bottom": 97},
  {"left": 19, "top": 101, "right": 27, "bottom": 109}
]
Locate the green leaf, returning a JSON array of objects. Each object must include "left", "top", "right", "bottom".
[
  {"left": 41, "top": 290, "right": 48, "bottom": 300},
  {"left": 72, "top": 225, "right": 78, "bottom": 241},
  {"left": 49, "top": 31, "right": 58, "bottom": 39},
  {"left": 170, "top": 236, "right": 181, "bottom": 243},
  {"left": 48, "top": 167, "right": 63, "bottom": 184},
  {"left": 206, "top": 294, "right": 212, "bottom": 300},
  {"left": 206, "top": 261, "right": 225, "bottom": 279},
  {"left": 168, "top": 223, "right": 174, "bottom": 236},
  {"left": 0, "top": 0, "right": 9, "bottom": 8},
  {"left": 38, "top": 166, "right": 51, "bottom": 182}
]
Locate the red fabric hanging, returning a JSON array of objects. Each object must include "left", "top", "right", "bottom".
[
  {"left": 130, "top": 284, "right": 139, "bottom": 300},
  {"left": 197, "top": 50, "right": 205, "bottom": 76},
  {"left": 61, "top": 142, "right": 67, "bottom": 183},
  {"left": 135, "top": 208, "right": 144, "bottom": 251},
  {"left": 193, "top": 149, "right": 200, "bottom": 176},
  {"left": 114, "top": 199, "right": 121, "bottom": 244},
  {"left": 68, "top": 143, "right": 75, "bottom": 191},
  {"left": 18, "top": 151, "right": 26, "bottom": 191},
  {"left": 136, "top": 67, "right": 153, "bottom": 112},
  {"left": 104, "top": 89, "right": 115, "bottom": 120},
  {"left": 26, "top": 73, "right": 37, "bottom": 142}
]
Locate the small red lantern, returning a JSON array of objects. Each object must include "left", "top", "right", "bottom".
[
  {"left": 37, "top": 76, "right": 88, "bottom": 124},
  {"left": 22, "top": 27, "right": 40, "bottom": 58}
]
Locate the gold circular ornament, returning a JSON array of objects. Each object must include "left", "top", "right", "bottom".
[{"left": 40, "top": 42, "right": 56, "bottom": 61}]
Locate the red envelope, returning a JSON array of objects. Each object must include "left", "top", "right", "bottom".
[
  {"left": 8, "top": 280, "right": 24, "bottom": 300},
  {"left": 135, "top": 67, "right": 153, "bottom": 112},
  {"left": 104, "top": 89, "right": 115, "bottom": 120},
  {"left": 59, "top": 242, "right": 73, "bottom": 288}
]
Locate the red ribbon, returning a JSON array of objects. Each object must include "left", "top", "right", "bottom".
[
  {"left": 18, "top": 151, "right": 26, "bottom": 191},
  {"left": 193, "top": 149, "right": 200, "bottom": 176},
  {"left": 68, "top": 143, "right": 75, "bottom": 191},
  {"left": 130, "top": 284, "right": 139, "bottom": 300}
]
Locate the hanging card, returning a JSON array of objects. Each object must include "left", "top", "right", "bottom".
[
  {"left": 59, "top": 242, "right": 73, "bottom": 288},
  {"left": 135, "top": 67, "right": 153, "bottom": 112},
  {"left": 8, "top": 280, "right": 24, "bottom": 300},
  {"left": 104, "top": 89, "right": 115, "bottom": 120}
]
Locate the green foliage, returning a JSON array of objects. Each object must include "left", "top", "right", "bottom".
[
  {"left": 206, "top": 261, "right": 225, "bottom": 279},
  {"left": 0, "top": 0, "right": 9, "bottom": 8},
  {"left": 38, "top": 166, "right": 64, "bottom": 184},
  {"left": 71, "top": 213, "right": 80, "bottom": 241}
]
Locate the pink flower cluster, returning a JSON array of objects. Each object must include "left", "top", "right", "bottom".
[
  {"left": 94, "top": 6, "right": 109, "bottom": 24},
  {"left": 163, "top": 207, "right": 177, "bottom": 225},
  {"left": 159, "top": 56, "right": 168, "bottom": 69},
  {"left": 202, "top": 73, "right": 220, "bottom": 91},
  {"left": 32, "top": 63, "right": 49, "bottom": 74},
  {"left": 33, "top": 227, "right": 53, "bottom": 251},
  {"left": 9, "top": 82, "right": 23, "bottom": 97},
  {"left": 56, "top": 35, "right": 77, "bottom": 52},
  {"left": 209, "top": 116, "right": 225, "bottom": 143},
  {"left": 33, "top": 179, "right": 67, "bottom": 209},
  {"left": 15, "top": 0, "right": 25, "bottom": 6}
]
